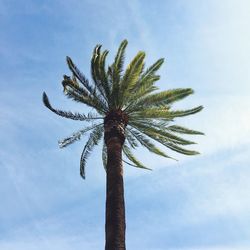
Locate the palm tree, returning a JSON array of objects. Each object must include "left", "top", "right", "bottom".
[{"left": 43, "top": 39, "right": 203, "bottom": 250}]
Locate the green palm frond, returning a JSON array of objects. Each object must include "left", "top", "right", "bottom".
[
  {"left": 64, "top": 87, "right": 108, "bottom": 114},
  {"left": 122, "top": 143, "right": 152, "bottom": 170},
  {"left": 62, "top": 76, "right": 108, "bottom": 113},
  {"left": 123, "top": 75, "right": 160, "bottom": 111},
  {"left": 58, "top": 123, "right": 103, "bottom": 148},
  {"left": 119, "top": 51, "right": 145, "bottom": 106},
  {"left": 113, "top": 39, "right": 128, "bottom": 81},
  {"left": 167, "top": 125, "right": 205, "bottom": 135},
  {"left": 108, "top": 40, "right": 128, "bottom": 108},
  {"left": 130, "top": 105, "right": 203, "bottom": 119},
  {"left": 62, "top": 75, "right": 89, "bottom": 96},
  {"left": 91, "top": 45, "right": 110, "bottom": 102},
  {"left": 125, "top": 130, "right": 138, "bottom": 149},
  {"left": 126, "top": 127, "right": 176, "bottom": 160},
  {"left": 130, "top": 121, "right": 196, "bottom": 145},
  {"left": 139, "top": 58, "right": 164, "bottom": 83},
  {"left": 164, "top": 142, "right": 200, "bottom": 155},
  {"left": 99, "top": 50, "right": 110, "bottom": 100},
  {"left": 130, "top": 123, "right": 200, "bottom": 156},
  {"left": 66, "top": 56, "right": 95, "bottom": 95},
  {"left": 128, "top": 88, "right": 194, "bottom": 113},
  {"left": 43, "top": 92, "right": 102, "bottom": 121},
  {"left": 80, "top": 125, "right": 104, "bottom": 179}
]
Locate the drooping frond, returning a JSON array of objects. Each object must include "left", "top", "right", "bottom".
[
  {"left": 125, "top": 130, "right": 138, "bottom": 149},
  {"left": 130, "top": 121, "right": 196, "bottom": 145},
  {"left": 122, "top": 143, "right": 152, "bottom": 170},
  {"left": 126, "top": 127, "right": 175, "bottom": 160},
  {"left": 163, "top": 142, "right": 200, "bottom": 155},
  {"left": 43, "top": 92, "right": 102, "bottom": 121},
  {"left": 167, "top": 125, "right": 204, "bottom": 135},
  {"left": 58, "top": 123, "right": 103, "bottom": 148},
  {"left": 130, "top": 122, "right": 200, "bottom": 156},
  {"left": 80, "top": 125, "right": 104, "bottom": 179}
]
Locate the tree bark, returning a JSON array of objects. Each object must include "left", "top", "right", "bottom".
[{"left": 104, "top": 135, "right": 126, "bottom": 250}]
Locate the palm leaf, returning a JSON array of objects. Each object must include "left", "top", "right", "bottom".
[
  {"left": 164, "top": 143, "right": 200, "bottom": 155},
  {"left": 64, "top": 88, "right": 108, "bottom": 114},
  {"left": 129, "top": 88, "right": 194, "bottom": 112},
  {"left": 127, "top": 127, "right": 176, "bottom": 160},
  {"left": 91, "top": 45, "right": 109, "bottom": 102},
  {"left": 125, "top": 130, "right": 138, "bottom": 149},
  {"left": 130, "top": 105, "right": 203, "bottom": 119},
  {"left": 58, "top": 123, "right": 103, "bottom": 148},
  {"left": 80, "top": 125, "right": 103, "bottom": 179},
  {"left": 119, "top": 51, "right": 145, "bottom": 106},
  {"left": 122, "top": 143, "right": 152, "bottom": 170},
  {"left": 167, "top": 125, "right": 204, "bottom": 135},
  {"left": 66, "top": 56, "right": 95, "bottom": 95},
  {"left": 114, "top": 39, "right": 128, "bottom": 76},
  {"left": 108, "top": 40, "right": 128, "bottom": 108},
  {"left": 123, "top": 75, "right": 159, "bottom": 111},
  {"left": 131, "top": 123, "right": 199, "bottom": 156},
  {"left": 130, "top": 121, "right": 196, "bottom": 145},
  {"left": 43, "top": 92, "right": 101, "bottom": 121},
  {"left": 139, "top": 58, "right": 164, "bottom": 82}
]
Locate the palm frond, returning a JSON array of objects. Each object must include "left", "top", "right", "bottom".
[
  {"left": 130, "top": 121, "right": 196, "bottom": 145},
  {"left": 128, "top": 88, "right": 194, "bottom": 113},
  {"left": 140, "top": 58, "right": 164, "bottom": 82},
  {"left": 130, "top": 123, "right": 199, "bottom": 156},
  {"left": 123, "top": 75, "right": 159, "bottom": 111},
  {"left": 114, "top": 39, "right": 128, "bottom": 76},
  {"left": 58, "top": 123, "right": 103, "bottom": 148},
  {"left": 91, "top": 45, "right": 109, "bottom": 102},
  {"left": 125, "top": 130, "right": 138, "bottom": 149},
  {"left": 127, "top": 58, "right": 163, "bottom": 95},
  {"left": 80, "top": 125, "right": 104, "bottom": 179},
  {"left": 64, "top": 82, "right": 108, "bottom": 113},
  {"left": 164, "top": 143, "right": 200, "bottom": 155},
  {"left": 99, "top": 50, "right": 110, "bottom": 100},
  {"left": 108, "top": 40, "right": 128, "bottom": 108},
  {"left": 167, "top": 125, "right": 204, "bottom": 135},
  {"left": 119, "top": 51, "right": 145, "bottom": 106},
  {"left": 122, "top": 143, "right": 152, "bottom": 170},
  {"left": 66, "top": 56, "right": 95, "bottom": 95},
  {"left": 130, "top": 105, "right": 203, "bottom": 119},
  {"left": 43, "top": 92, "right": 101, "bottom": 121},
  {"left": 126, "top": 127, "right": 176, "bottom": 159}
]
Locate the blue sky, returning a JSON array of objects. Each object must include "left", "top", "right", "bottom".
[{"left": 1, "top": 0, "right": 250, "bottom": 249}]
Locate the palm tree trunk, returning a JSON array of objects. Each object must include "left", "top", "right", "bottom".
[{"left": 105, "top": 136, "right": 126, "bottom": 250}]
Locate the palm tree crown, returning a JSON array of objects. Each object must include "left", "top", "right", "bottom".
[{"left": 43, "top": 39, "right": 203, "bottom": 179}]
